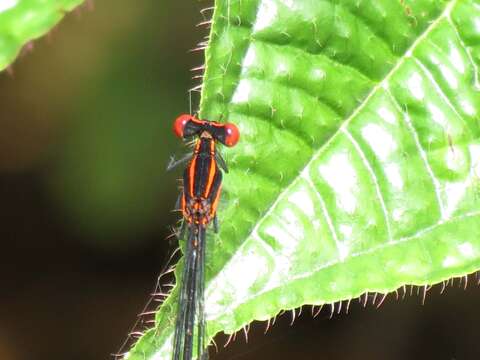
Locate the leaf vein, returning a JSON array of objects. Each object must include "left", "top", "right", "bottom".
[
  {"left": 302, "top": 170, "right": 341, "bottom": 260},
  {"left": 385, "top": 87, "right": 447, "bottom": 220},
  {"left": 413, "top": 57, "right": 467, "bottom": 124},
  {"left": 447, "top": 15, "right": 480, "bottom": 89},
  {"left": 342, "top": 127, "right": 393, "bottom": 242}
]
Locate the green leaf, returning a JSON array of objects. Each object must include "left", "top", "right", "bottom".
[
  {"left": 125, "top": 0, "right": 480, "bottom": 358},
  {"left": 0, "top": 0, "right": 84, "bottom": 71}
]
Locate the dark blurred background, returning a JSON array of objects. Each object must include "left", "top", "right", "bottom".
[{"left": 0, "top": 1, "right": 479, "bottom": 360}]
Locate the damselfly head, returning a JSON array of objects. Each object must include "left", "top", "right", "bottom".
[{"left": 173, "top": 114, "right": 240, "bottom": 147}]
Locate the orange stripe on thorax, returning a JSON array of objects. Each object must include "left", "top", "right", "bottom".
[
  {"left": 188, "top": 141, "right": 201, "bottom": 197},
  {"left": 203, "top": 140, "right": 216, "bottom": 198}
]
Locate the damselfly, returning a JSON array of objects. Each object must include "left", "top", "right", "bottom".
[{"left": 170, "top": 114, "right": 239, "bottom": 360}]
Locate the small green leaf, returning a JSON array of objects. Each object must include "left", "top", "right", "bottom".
[
  {"left": 0, "top": 0, "right": 84, "bottom": 71},
  {"left": 125, "top": 0, "right": 480, "bottom": 358}
]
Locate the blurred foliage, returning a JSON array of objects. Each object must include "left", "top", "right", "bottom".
[
  {"left": 0, "top": 0, "right": 84, "bottom": 71},
  {"left": 50, "top": 1, "right": 211, "bottom": 248},
  {"left": 0, "top": 0, "right": 208, "bottom": 248}
]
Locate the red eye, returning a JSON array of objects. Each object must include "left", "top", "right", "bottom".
[
  {"left": 224, "top": 123, "right": 240, "bottom": 147},
  {"left": 173, "top": 114, "right": 192, "bottom": 138}
]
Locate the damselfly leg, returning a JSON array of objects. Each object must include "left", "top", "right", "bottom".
[{"left": 167, "top": 153, "right": 193, "bottom": 172}]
